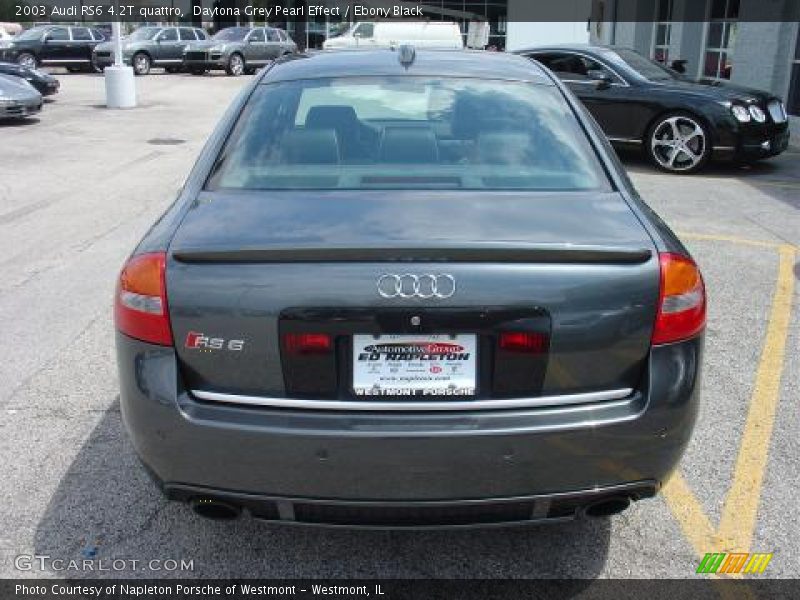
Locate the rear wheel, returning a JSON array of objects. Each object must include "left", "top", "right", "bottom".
[
  {"left": 132, "top": 52, "right": 151, "bottom": 76},
  {"left": 17, "top": 52, "right": 37, "bottom": 69},
  {"left": 225, "top": 53, "right": 244, "bottom": 77},
  {"left": 646, "top": 112, "right": 711, "bottom": 174}
]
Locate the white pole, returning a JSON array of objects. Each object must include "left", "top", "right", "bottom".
[
  {"left": 113, "top": 21, "right": 123, "bottom": 67},
  {"left": 104, "top": 9, "right": 136, "bottom": 108}
]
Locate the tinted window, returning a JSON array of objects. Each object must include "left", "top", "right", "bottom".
[
  {"left": 212, "top": 27, "right": 249, "bottom": 41},
  {"left": 91, "top": 29, "right": 106, "bottom": 41},
  {"left": 179, "top": 28, "right": 196, "bottom": 41},
  {"left": 71, "top": 27, "right": 92, "bottom": 41},
  {"left": 158, "top": 28, "right": 177, "bottom": 42},
  {"left": 248, "top": 29, "right": 265, "bottom": 42},
  {"left": 195, "top": 29, "right": 208, "bottom": 40},
  {"left": 277, "top": 30, "right": 288, "bottom": 42},
  {"left": 266, "top": 29, "right": 280, "bottom": 42},
  {"left": 207, "top": 77, "right": 608, "bottom": 191},
  {"left": 607, "top": 48, "right": 679, "bottom": 81},
  {"left": 46, "top": 28, "right": 69, "bottom": 42},
  {"left": 16, "top": 27, "right": 49, "bottom": 41},
  {"left": 129, "top": 27, "right": 160, "bottom": 41},
  {"left": 533, "top": 52, "right": 619, "bottom": 83}
]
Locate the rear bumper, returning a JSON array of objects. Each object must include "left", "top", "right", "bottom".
[{"left": 117, "top": 333, "right": 702, "bottom": 524}]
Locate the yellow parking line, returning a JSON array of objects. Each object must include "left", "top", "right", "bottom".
[
  {"left": 717, "top": 244, "right": 796, "bottom": 551},
  {"left": 662, "top": 243, "right": 796, "bottom": 569},
  {"left": 662, "top": 471, "right": 721, "bottom": 550}
]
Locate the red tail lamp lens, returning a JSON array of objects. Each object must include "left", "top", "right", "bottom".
[
  {"left": 283, "top": 333, "right": 333, "bottom": 355},
  {"left": 499, "top": 331, "right": 548, "bottom": 353}
]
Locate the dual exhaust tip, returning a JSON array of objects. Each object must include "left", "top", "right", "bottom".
[{"left": 189, "top": 495, "right": 633, "bottom": 522}]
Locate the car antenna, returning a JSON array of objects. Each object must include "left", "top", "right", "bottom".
[{"left": 397, "top": 44, "right": 416, "bottom": 69}]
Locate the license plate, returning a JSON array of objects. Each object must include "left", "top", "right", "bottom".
[{"left": 352, "top": 334, "right": 477, "bottom": 397}]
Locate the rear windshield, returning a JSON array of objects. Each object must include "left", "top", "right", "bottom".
[{"left": 206, "top": 77, "right": 609, "bottom": 191}]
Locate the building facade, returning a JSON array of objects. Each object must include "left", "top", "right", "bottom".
[{"left": 590, "top": 0, "right": 800, "bottom": 115}]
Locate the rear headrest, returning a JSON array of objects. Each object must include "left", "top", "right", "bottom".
[
  {"left": 379, "top": 127, "right": 439, "bottom": 164},
  {"left": 305, "top": 105, "right": 359, "bottom": 130},
  {"left": 282, "top": 129, "right": 340, "bottom": 164}
]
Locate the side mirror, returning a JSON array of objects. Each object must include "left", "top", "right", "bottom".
[
  {"left": 670, "top": 59, "right": 687, "bottom": 74},
  {"left": 587, "top": 69, "right": 613, "bottom": 89}
]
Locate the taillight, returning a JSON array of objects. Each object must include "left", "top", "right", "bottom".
[
  {"left": 114, "top": 252, "right": 173, "bottom": 346},
  {"left": 282, "top": 333, "right": 332, "bottom": 355},
  {"left": 498, "top": 331, "right": 548, "bottom": 353},
  {"left": 652, "top": 252, "right": 706, "bottom": 345}
]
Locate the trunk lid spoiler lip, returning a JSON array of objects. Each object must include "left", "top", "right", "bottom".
[{"left": 171, "top": 244, "right": 653, "bottom": 264}]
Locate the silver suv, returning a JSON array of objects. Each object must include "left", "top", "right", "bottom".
[
  {"left": 93, "top": 26, "right": 209, "bottom": 75},
  {"left": 182, "top": 26, "right": 297, "bottom": 76}
]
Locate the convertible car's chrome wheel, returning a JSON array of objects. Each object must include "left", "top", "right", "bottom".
[{"left": 648, "top": 114, "right": 710, "bottom": 174}]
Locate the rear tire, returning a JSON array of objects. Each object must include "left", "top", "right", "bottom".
[
  {"left": 225, "top": 53, "right": 244, "bottom": 76},
  {"left": 17, "top": 52, "right": 38, "bottom": 69},
  {"left": 132, "top": 52, "right": 151, "bottom": 76},
  {"left": 645, "top": 112, "right": 712, "bottom": 174}
]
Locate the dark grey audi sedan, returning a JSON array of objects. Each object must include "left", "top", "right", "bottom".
[{"left": 115, "top": 48, "right": 705, "bottom": 527}]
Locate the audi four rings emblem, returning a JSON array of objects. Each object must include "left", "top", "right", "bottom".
[{"left": 377, "top": 274, "right": 456, "bottom": 299}]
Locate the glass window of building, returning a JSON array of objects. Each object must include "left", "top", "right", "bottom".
[
  {"left": 652, "top": 0, "right": 673, "bottom": 64},
  {"left": 703, "top": 0, "right": 739, "bottom": 79}
]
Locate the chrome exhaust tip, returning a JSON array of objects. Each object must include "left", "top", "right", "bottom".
[{"left": 190, "top": 497, "right": 241, "bottom": 520}]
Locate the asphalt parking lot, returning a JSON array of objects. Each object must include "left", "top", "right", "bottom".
[{"left": 0, "top": 71, "right": 797, "bottom": 580}]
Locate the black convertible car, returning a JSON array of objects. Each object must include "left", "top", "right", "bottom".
[
  {"left": 517, "top": 45, "right": 790, "bottom": 173},
  {"left": 0, "top": 61, "right": 59, "bottom": 96}
]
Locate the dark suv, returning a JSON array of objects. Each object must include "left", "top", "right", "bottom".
[{"left": 0, "top": 25, "right": 106, "bottom": 72}]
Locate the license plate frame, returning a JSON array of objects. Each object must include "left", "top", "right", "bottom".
[{"left": 352, "top": 334, "right": 477, "bottom": 397}]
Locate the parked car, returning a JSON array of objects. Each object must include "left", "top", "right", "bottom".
[
  {"left": 93, "top": 26, "right": 209, "bottom": 75},
  {"left": 182, "top": 26, "right": 296, "bottom": 76},
  {"left": 0, "top": 61, "right": 59, "bottom": 96},
  {"left": 0, "top": 73, "right": 43, "bottom": 120},
  {"left": 516, "top": 45, "right": 790, "bottom": 173},
  {"left": 115, "top": 48, "right": 705, "bottom": 527},
  {"left": 0, "top": 25, "right": 105, "bottom": 72},
  {"left": 323, "top": 21, "right": 464, "bottom": 50}
]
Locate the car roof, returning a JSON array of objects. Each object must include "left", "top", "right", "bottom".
[
  {"left": 514, "top": 44, "right": 626, "bottom": 57},
  {"left": 261, "top": 49, "right": 553, "bottom": 84}
]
